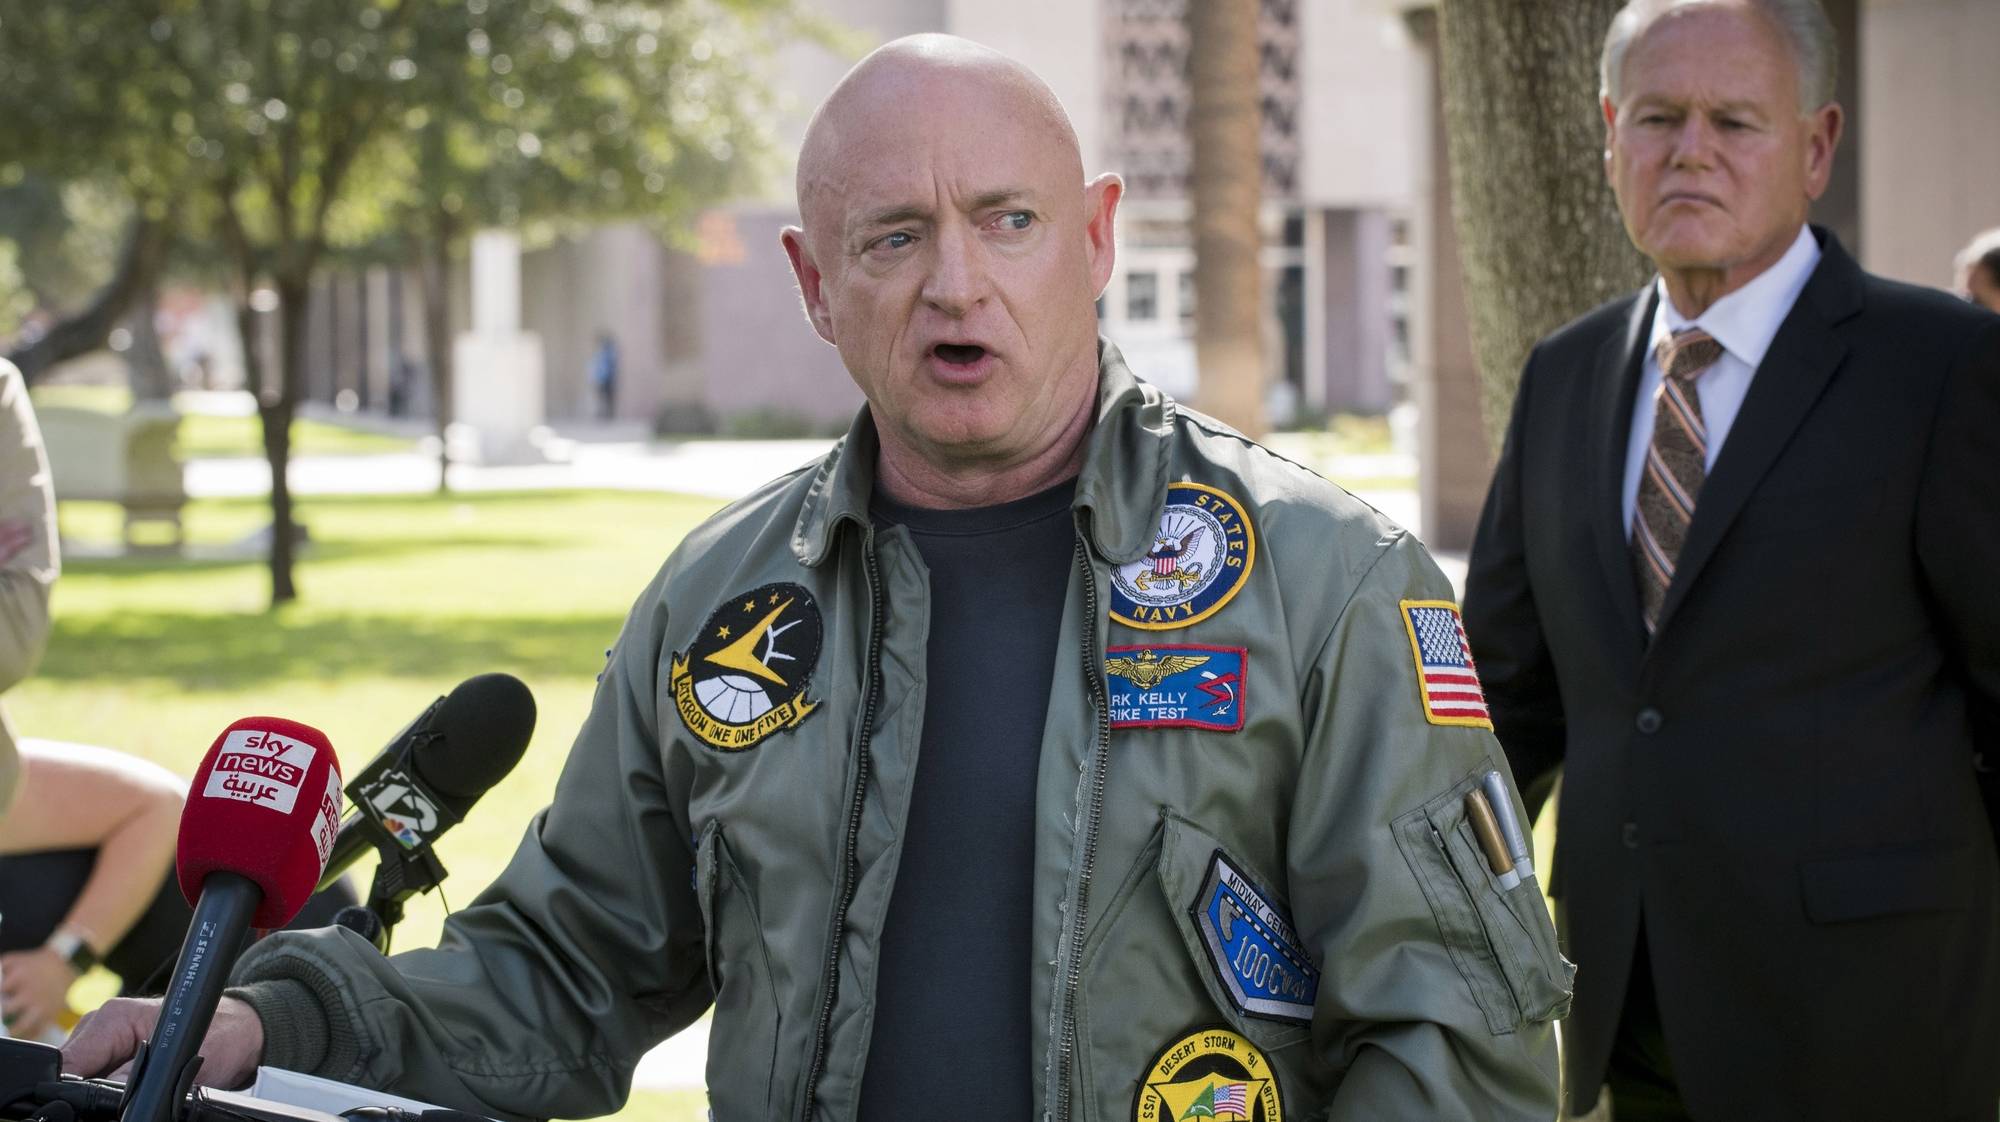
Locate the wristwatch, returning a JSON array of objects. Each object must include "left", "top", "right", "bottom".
[{"left": 45, "top": 926, "right": 99, "bottom": 974}]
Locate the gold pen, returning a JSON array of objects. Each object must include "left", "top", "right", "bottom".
[{"left": 1464, "top": 789, "right": 1522, "bottom": 890}]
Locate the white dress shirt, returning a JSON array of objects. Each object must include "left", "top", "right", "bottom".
[{"left": 1621, "top": 225, "right": 1822, "bottom": 537}]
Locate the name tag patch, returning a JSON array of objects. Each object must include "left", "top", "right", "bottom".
[
  {"left": 1104, "top": 645, "right": 1246, "bottom": 731},
  {"left": 1191, "top": 850, "right": 1319, "bottom": 1024}
]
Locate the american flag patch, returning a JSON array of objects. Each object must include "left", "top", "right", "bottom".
[
  {"left": 1213, "top": 1082, "right": 1249, "bottom": 1115},
  {"left": 1401, "top": 600, "right": 1494, "bottom": 729}
]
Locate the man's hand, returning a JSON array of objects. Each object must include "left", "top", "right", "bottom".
[
  {"left": 61, "top": 995, "right": 267, "bottom": 1090},
  {"left": 0, "top": 946, "right": 79, "bottom": 1039}
]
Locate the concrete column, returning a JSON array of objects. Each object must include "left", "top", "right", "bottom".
[
  {"left": 1407, "top": 8, "right": 1491, "bottom": 554},
  {"left": 1859, "top": 0, "right": 2000, "bottom": 287},
  {"left": 453, "top": 230, "right": 547, "bottom": 462},
  {"left": 1320, "top": 207, "right": 1397, "bottom": 415},
  {"left": 365, "top": 267, "right": 393, "bottom": 412}
]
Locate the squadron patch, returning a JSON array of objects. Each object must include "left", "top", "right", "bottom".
[
  {"left": 1134, "top": 1027, "right": 1282, "bottom": 1122},
  {"left": 1104, "top": 644, "right": 1246, "bottom": 731},
  {"left": 1191, "top": 851, "right": 1319, "bottom": 1023},
  {"left": 1400, "top": 600, "right": 1493, "bottom": 729},
  {"left": 671, "top": 582, "right": 823, "bottom": 751},
  {"left": 1110, "top": 482, "right": 1256, "bottom": 630}
]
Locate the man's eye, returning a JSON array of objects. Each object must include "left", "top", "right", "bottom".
[
  {"left": 875, "top": 232, "right": 915, "bottom": 251},
  {"left": 996, "top": 211, "right": 1034, "bottom": 232}
]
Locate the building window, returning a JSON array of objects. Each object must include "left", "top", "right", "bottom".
[
  {"left": 1127, "top": 271, "right": 1159, "bottom": 322},
  {"left": 1178, "top": 270, "right": 1197, "bottom": 330}
]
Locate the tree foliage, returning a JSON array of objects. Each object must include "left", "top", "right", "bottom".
[{"left": 0, "top": 0, "right": 797, "bottom": 604}]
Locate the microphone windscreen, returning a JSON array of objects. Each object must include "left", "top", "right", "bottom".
[
  {"left": 177, "top": 716, "right": 344, "bottom": 928},
  {"left": 419, "top": 673, "right": 536, "bottom": 813}
]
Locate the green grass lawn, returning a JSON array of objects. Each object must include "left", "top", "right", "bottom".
[
  {"left": 29, "top": 385, "right": 416, "bottom": 458},
  {"left": 26, "top": 489, "right": 726, "bottom": 1120}
]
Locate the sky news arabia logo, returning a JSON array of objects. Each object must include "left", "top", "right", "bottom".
[
  {"left": 312, "top": 767, "right": 343, "bottom": 866},
  {"left": 202, "top": 727, "right": 316, "bottom": 814}
]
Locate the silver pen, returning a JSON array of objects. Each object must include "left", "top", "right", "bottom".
[{"left": 1482, "top": 769, "right": 1536, "bottom": 881}]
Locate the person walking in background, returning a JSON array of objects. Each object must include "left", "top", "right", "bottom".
[
  {"left": 588, "top": 331, "right": 618, "bottom": 421},
  {"left": 1462, "top": 1, "right": 2000, "bottom": 1119},
  {"left": 1956, "top": 227, "right": 2000, "bottom": 313}
]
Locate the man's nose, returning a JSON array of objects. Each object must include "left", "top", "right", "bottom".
[
  {"left": 920, "top": 223, "right": 988, "bottom": 316},
  {"left": 1668, "top": 117, "right": 1716, "bottom": 168}
]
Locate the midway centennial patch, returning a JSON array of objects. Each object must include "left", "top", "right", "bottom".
[
  {"left": 1111, "top": 482, "right": 1256, "bottom": 630},
  {"left": 1104, "top": 645, "right": 1247, "bottom": 731},
  {"left": 671, "top": 582, "right": 823, "bottom": 751},
  {"left": 1134, "top": 1027, "right": 1282, "bottom": 1122},
  {"left": 1191, "top": 850, "right": 1319, "bottom": 1023}
]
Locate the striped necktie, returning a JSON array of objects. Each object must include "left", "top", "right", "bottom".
[{"left": 1631, "top": 326, "right": 1725, "bottom": 634}]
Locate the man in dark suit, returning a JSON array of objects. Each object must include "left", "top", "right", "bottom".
[{"left": 1462, "top": 1, "right": 2000, "bottom": 1119}]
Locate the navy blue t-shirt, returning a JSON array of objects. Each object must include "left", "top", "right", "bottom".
[{"left": 857, "top": 477, "right": 1077, "bottom": 1118}]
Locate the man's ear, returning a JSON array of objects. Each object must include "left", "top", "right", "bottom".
[
  {"left": 1082, "top": 173, "right": 1124, "bottom": 298},
  {"left": 1802, "top": 101, "right": 1844, "bottom": 201},
  {"left": 782, "top": 226, "right": 836, "bottom": 345},
  {"left": 1600, "top": 95, "right": 1619, "bottom": 172}
]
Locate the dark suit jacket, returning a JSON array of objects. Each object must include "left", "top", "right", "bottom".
[{"left": 1463, "top": 231, "right": 2000, "bottom": 1122}]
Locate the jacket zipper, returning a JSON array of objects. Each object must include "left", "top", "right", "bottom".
[
  {"left": 798, "top": 532, "right": 886, "bottom": 1120},
  {"left": 1051, "top": 532, "right": 1113, "bottom": 1122}
]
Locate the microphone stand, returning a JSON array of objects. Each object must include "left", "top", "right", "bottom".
[{"left": 358, "top": 800, "right": 460, "bottom": 952}]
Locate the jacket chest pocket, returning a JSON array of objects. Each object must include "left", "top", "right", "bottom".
[
  {"left": 1077, "top": 813, "right": 1315, "bottom": 1122},
  {"left": 695, "top": 820, "right": 786, "bottom": 1120},
  {"left": 1152, "top": 812, "right": 1317, "bottom": 1053}
]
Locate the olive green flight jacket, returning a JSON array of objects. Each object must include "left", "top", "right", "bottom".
[{"left": 235, "top": 343, "right": 1570, "bottom": 1121}]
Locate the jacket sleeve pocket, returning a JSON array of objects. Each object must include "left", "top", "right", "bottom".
[{"left": 1391, "top": 771, "right": 1574, "bottom": 1035}]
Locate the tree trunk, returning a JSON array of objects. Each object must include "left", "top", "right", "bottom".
[
  {"left": 417, "top": 210, "right": 455, "bottom": 495},
  {"left": 264, "top": 274, "right": 309, "bottom": 607},
  {"left": 124, "top": 277, "right": 175, "bottom": 401},
  {"left": 1186, "top": 0, "right": 1265, "bottom": 438},
  {"left": 1437, "top": 0, "right": 1651, "bottom": 443},
  {"left": 4, "top": 215, "right": 168, "bottom": 385}
]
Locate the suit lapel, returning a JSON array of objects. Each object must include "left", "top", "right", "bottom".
[
  {"left": 1651, "top": 234, "right": 1865, "bottom": 637},
  {"left": 1591, "top": 288, "right": 1654, "bottom": 658}
]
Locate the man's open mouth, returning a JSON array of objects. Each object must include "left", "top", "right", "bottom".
[{"left": 933, "top": 343, "right": 987, "bottom": 365}]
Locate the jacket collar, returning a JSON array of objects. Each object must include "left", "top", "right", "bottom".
[{"left": 791, "top": 338, "right": 1173, "bottom": 567}]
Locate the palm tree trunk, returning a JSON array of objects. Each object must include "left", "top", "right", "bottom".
[{"left": 1187, "top": 0, "right": 1265, "bottom": 438}]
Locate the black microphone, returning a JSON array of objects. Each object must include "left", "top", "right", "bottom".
[{"left": 318, "top": 674, "right": 536, "bottom": 891}]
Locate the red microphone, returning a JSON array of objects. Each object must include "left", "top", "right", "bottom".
[{"left": 122, "top": 717, "right": 343, "bottom": 1122}]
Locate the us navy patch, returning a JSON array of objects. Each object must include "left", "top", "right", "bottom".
[
  {"left": 1110, "top": 482, "right": 1255, "bottom": 630},
  {"left": 1104, "top": 645, "right": 1246, "bottom": 731},
  {"left": 1133, "top": 1026, "right": 1283, "bottom": 1122},
  {"left": 670, "top": 583, "right": 822, "bottom": 752},
  {"left": 1191, "top": 851, "right": 1319, "bottom": 1024}
]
